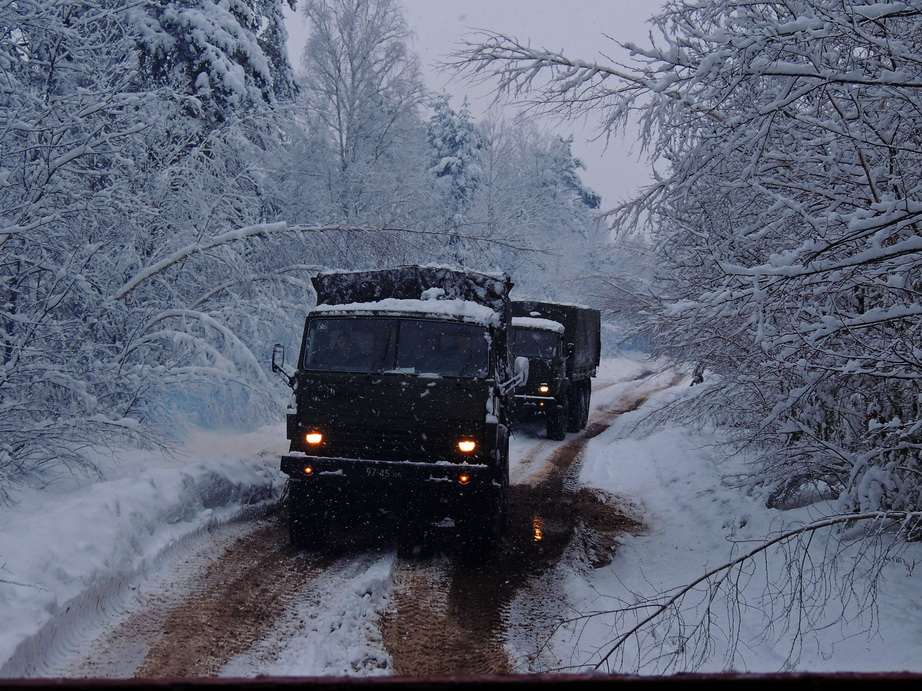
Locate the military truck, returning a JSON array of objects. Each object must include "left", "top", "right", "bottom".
[
  {"left": 510, "top": 300, "right": 601, "bottom": 440},
  {"left": 271, "top": 266, "right": 527, "bottom": 558}
]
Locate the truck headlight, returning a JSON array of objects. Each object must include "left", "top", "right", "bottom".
[
  {"left": 305, "top": 431, "right": 323, "bottom": 445},
  {"left": 457, "top": 439, "right": 476, "bottom": 453},
  {"left": 538, "top": 384, "right": 550, "bottom": 394}
]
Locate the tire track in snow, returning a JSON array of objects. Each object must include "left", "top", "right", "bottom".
[
  {"left": 133, "top": 520, "right": 318, "bottom": 678},
  {"left": 61, "top": 518, "right": 320, "bottom": 678}
]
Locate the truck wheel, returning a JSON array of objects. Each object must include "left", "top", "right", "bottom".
[
  {"left": 287, "top": 481, "right": 330, "bottom": 550},
  {"left": 397, "top": 510, "right": 430, "bottom": 558},
  {"left": 546, "top": 396, "right": 569, "bottom": 441},
  {"left": 457, "top": 489, "right": 505, "bottom": 563},
  {"left": 581, "top": 386, "right": 592, "bottom": 429},
  {"left": 497, "top": 431, "right": 510, "bottom": 534},
  {"left": 567, "top": 384, "right": 585, "bottom": 433}
]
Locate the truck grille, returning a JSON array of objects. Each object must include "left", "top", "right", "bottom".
[{"left": 302, "top": 423, "right": 480, "bottom": 464}]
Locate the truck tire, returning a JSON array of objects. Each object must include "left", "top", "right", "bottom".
[
  {"left": 567, "top": 382, "right": 591, "bottom": 432},
  {"left": 287, "top": 481, "right": 330, "bottom": 550},
  {"left": 567, "top": 383, "right": 586, "bottom": 433},
  {"left": 546, "top": 395, "right": 569, "bottom": 440},
  {"left": 397, "top": 502, "right": 435, "bottom": 558},
  {"left": 456, "top": 487, "right": 506, "bottom": 562},
  {"left": 397, "top": 517, "right": 428, "bottom": 558},
  {"left": 497, "top": 429, "right": 510, "bottom": 534}
]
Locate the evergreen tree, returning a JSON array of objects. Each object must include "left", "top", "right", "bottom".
[
  {"left": 427, "top": 94, "right": 487, "bottom": 221},
  {"left": 131, "top": 0, "right": 298, "bottom": 125}
]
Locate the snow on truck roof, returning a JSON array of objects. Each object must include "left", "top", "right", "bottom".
[
  {"left": 511, "top": 298, "right": 596, "bottom": 311},
  {"left": 512, "top": 316, "right": 565, "bottom": 332}
]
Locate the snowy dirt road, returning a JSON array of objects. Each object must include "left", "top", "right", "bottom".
[{"left": 42, "top": 371, "right": 674, "bottom": 679}]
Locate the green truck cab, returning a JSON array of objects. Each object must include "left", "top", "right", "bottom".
[
  {"left": 272, "top": 266, "right": 527, "bottom": 558},
  {"left": 510, "top": 300, "right": 601, "bottom": 440}
]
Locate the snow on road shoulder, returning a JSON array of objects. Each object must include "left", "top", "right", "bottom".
[
  {"left": 566, "top": 379, "right": 922, "bottom": 675},
  {"left": 0, "top": 425, "right": 287, "bottom": 677}
]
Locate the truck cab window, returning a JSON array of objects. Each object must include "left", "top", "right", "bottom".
[
  {"left": 512, "top": 328, "right": 557, "bottom": 359},
  {"left": 303, "top": 317, "right": 487, "bottom": 377},
  {"left": 303, "top": 318, "right": 394, "bottom": 372},
  {"left": 396, "top": 321, "right": 488, "bottom": 377}
]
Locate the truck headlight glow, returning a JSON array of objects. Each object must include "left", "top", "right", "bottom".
[
  {"left": 305, "top": 431, "right": 323, "bottom": 445},
  {"left": 538, "top": 384, "right": 550, "bottom": 394},
  {"left": 458, "top": 474, "right": 471, "bottom": 484},
  {"left": 457, "top": 439, "right": 476, "bottom": 453}
]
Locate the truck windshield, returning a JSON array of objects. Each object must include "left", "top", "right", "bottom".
[
  {"left": 303, "top": 317, "right": 488, "bottom": 377},
  {"left": 512, "top": 327, "right": 557, "bottom": 359}
]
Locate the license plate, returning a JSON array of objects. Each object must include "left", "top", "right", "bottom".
[{"left": 365, "top": 466, "right": 399, "bottom": 479}]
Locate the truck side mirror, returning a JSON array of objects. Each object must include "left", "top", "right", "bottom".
[
  {"left": 271, "top": 343, "right": 285, "bottom": 373},
  {"left": 565, "top": 342, "right": 575, "bottom": 357},
  {"left": 271, "top": 343, "right": 294, "bottom": 388},
  {"left": 513, "top": 356, "right": 529, "bottom": 387},
  {"left": 499, "top": 356, "right": 529, "bottom": 396}
]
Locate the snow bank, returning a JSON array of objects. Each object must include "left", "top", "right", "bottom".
[
  {"left": 569, "top": 379, "right": 922, "bottom": 675},
  {"left": 0, "top": 432, "right": 284, "bottom": 677}
]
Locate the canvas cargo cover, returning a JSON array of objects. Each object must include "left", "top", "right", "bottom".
[{"left": 312, "top": 265, "right": 512, "bottom": 313}]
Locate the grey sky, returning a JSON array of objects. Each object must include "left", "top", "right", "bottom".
[{"left": 284, "top": 1, "right": 659, "bottom": 207}]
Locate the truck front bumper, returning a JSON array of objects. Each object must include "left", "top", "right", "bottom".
[
  {"left": 281, "top": 452, "right": 496, "bottom": 487},
  {"left": 281, "top": 453, "right": 502, "bottom": 516},
  {"left": 513, "top": 393, "right": 556, "bottom": 416}
]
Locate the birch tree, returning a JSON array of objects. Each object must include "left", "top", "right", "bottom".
[
  {"left": 297, "top": 0, "right": 436, "bottom": 242},
  {"left": 460, "top": 114, "right": 605, "bottom": 301}
]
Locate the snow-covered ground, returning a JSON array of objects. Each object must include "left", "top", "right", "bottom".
[{"left": 1, "top": 356, "right": 919, "bottom": 677}]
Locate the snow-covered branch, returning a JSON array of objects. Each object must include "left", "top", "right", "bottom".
[{"left": 555, "top": 511, "right": 921, "bottom": 674}]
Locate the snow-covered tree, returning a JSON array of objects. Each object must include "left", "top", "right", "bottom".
[
  {"left": 0, "top": 0, "right": 305, "bottom": 498},
  {"left": 427, "top": 94, "right": 487, "bottom": 224},
  {"left": 296, "top": 0, "right": 436, "bottom": 242},
  {"left": 131, "top": 0, "right": 298, "bottom": 125},
  {"left": 453, "top": 1, "right": 922, "bottom": 517},
  {"left": 452, "top": 113, "right": 605, "bottom": 301}
]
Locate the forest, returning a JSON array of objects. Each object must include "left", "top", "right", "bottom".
[
  {"left": 0, "top": 0, "right": 607, "bottom": 500},
  {"left": 1, "top": 0, "right": 919, "bottom": 547}
]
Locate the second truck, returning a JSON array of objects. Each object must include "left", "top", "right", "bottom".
[{"left": 510, "top": 300, "right": 601, "bottom": 440}]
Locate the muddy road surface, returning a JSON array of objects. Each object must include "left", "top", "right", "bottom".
[{"left": 51, "top": 373, "right": 676, "bottom": 678}]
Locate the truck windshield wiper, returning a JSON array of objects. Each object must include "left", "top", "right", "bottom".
[
  {"left": 369, "top": 330, "right": 392, "bottom": 373},
  {"left": 456, "top": 351, "right": 474, "bottom": 379}
]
